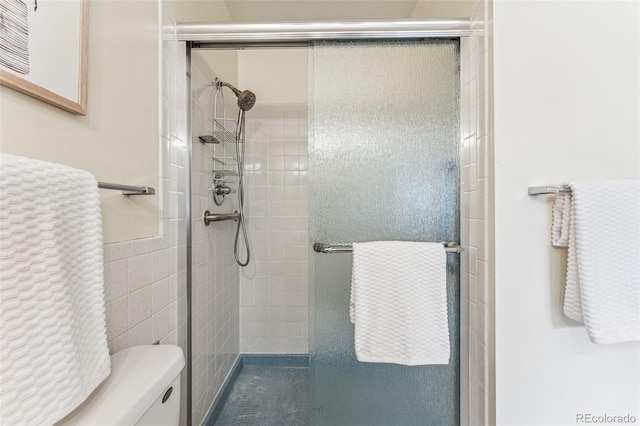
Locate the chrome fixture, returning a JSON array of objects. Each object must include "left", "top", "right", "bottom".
[
  {"left": 313, "top": 241, "right": 464, "bottom": 253},
  {"left": 528, "top": 185, "right": 571, "bottom": 195},
  {"left": 203, "top": 210, "right": 239, "bottom": 226},
  {"left": 211, "top": 178, "right": 235, "bottom": 206},
  {"left": 97, "top": 181, "right": 155, "bottom": 195},
  {"left": 176, "top": 19, "right": 474, "bottom": 45},
  {"left": 203, "top": 79, "right": 255, "bottom": 266},
  {"left": 216, "top": 80, "right": 256, "bottom": 111}
]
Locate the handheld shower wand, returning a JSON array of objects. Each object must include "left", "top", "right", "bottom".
[
  {"left": 212, "top": 78, "right": 256, "bottom": 266},
  {"left": 216, "top": 79, "right": 256, "bottom": 111}
]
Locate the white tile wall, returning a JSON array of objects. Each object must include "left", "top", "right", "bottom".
[
  {"left": 103, "top": 3, "right": 186, "bottom": 357},
  {"left": 102, "top": 5, "right": 188, "bottom": 425},
  {"left": 240, "top": 104, "right": 309, "bottom": 354},
  {"left": 190, "top": 52, "right": 241, "bottom": 426},
  {"left": 460, "top": 2, "right": 491, "bottom": 425}
]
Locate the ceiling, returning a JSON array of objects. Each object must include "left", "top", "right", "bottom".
[{"left": 222, "top": 0, "right": 474, "bottom": 21}]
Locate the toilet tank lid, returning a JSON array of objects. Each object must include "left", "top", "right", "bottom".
[{"left": 57, "top": 345, "right": 185, "bottom": 425}]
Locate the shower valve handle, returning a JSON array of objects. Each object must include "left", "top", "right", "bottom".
[{"left": 213, "top": 185, "right": 235, "bottom": 196}]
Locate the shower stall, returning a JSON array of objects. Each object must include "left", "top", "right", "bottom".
[{"left": 185, "top": 20, "right": 468, "bottom": 426}]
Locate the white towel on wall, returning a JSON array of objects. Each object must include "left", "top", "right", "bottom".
[
  {"left": 0, "top": 154, "right": 111, "bottom": 425},
  {"left": 350, "top": 241, "right": 450, "bottom": 365},
  {"left": 559, "top": 180, "right": 640, "bottom": 344}
]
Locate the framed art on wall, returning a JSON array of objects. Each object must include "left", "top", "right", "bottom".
[{"left": 0, "top": 0, "right": 88, "bottom": 115}]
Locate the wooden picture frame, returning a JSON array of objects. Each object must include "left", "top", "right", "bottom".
[{"left": 0, "top": 0, "right": 88, "bottom": 115}]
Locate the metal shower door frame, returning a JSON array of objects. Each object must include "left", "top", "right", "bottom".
[{"left": 182, "top": 18, "right": 475, "bottom": 425}]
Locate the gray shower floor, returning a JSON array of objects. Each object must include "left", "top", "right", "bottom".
[{"left": 208, "top": 358, "right": 309, "bottom": 425}]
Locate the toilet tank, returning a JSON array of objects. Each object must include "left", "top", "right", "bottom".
[{"left": 57, "top": 345, "right": 185, "bottom": 426}]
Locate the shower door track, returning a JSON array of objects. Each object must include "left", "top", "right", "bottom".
[
  {"left": 183, "top": 18, "right": 473, "bottom": 425},
  {"left": 177, "top": 19, "right": 474, "bottom": 47}
]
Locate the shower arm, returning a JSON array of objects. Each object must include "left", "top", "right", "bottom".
[
  {"left": 216, "top": 80, "right": 241, "bottom": 96},
  {"left": 215, "top": 79, "right": 257, "bottom": 111}
]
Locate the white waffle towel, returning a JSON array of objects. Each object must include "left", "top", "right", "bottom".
[
  {"left": 350, "top": 241, "right": 450, "bottom": 365},
  {"left": 551, "top": 191, "right": 571, "bottom": 247},
  {"left": 559, "top": 180, "right": 640, "bottom": 344},
  {"left": 0, "top": 154, "right": 111, "bottom": 425}
]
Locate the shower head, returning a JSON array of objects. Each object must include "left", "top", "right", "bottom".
[{"left": 216, "top": 80, "right": 256, "bottom": 111}]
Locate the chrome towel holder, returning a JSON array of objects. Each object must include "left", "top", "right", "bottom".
[
  {"left": 98, "top": 181, "right": 155, "bottom": 195},
  {"left": 528, "top": 185, "right": 571, "bottom": 195},
  {"left": 313, "top": 241, "right": 463, "bottom": 253}
]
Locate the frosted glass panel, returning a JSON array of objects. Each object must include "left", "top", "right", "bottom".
[{"left": 309, "top": 40, "right": 460, "bottom": 425}]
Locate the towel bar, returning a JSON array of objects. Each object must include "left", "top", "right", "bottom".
[
  {"left": 313, "top": 242, "right": 463, "bottom": 253},
  {"left": 528, "top": 185, "right": 571, "bottom": 195},
  {"left": 98, "top": 181, "right": 155, "bottom": 195}
]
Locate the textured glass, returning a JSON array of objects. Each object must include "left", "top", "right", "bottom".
[{"left": 309, "top": 40, "right": 460, "bottom": 425}]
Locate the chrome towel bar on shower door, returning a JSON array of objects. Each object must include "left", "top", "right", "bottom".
[{"left": 313, "top": 242, "right": 464, "bottom": 253}]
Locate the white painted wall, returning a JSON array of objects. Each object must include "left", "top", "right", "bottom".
[
  {"left": 238, "top": 49, "right": 308, "bottom": 104},
  {"left": 201, "top": 51, "right": 239, "bottom": 88},
  {"left": 411, "top": 0, "right": 476, "bottom": 18},
  {"left": 493, "top": 1, "right": 640, "bottom": 424},
  {"left": 0, "top": 1, "right": 160, "bottom": 243},
  {"left": 164, "top": 0, "right": 232, "bottom": 22}
]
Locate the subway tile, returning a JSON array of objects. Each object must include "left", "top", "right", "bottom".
[
  {"left": 298, "top": 142, "right": 308, "bottom": 155},
  {"left": 128, "top": 286, "right": 152, "bottom": 328},
  {"left": 478, "top": 302, "right": 486, "bottom": 345},
  {"left": 469, "top": 219, "right": 478, "bottom": 248},
  {"left": 108, "top": 333, "right": 128, "bottom": 355},
  {"left": 104, "top": 259, "right": 128, "bottom": 302},
  {"left": 469, "top": 105, "right": 477, "bottom": 137},
  {"left": 298, "top": 156, "right": 309, "bottom": 171},
  {"left": 152, "top": 306, "right": 172, "bottom": 342},
  {"left": 469, "top": 77, "right": 477, "bottom": 108},
  {"left": 152, "top": 248, "right": 171, "bottom": 282},
  {"left": 469, "top": 329, "right": 477, "bottom": 361},
  {"left": 462, "top": 138, "right": 470, "bottom": 167},
  {"left": 269, "top": 155, "right": 285, "bottom": 171},
  {"left": 477, "top": 261, "right": 487, "bottom": 304},
  {"left": 469, "top": 164, "right": 478, "bottom": 192},
  {"left": 299, "top": 171, "right": 309, "bottom": 186},
  {"left": 105, "top": 296, "right": 128, "bottom": 341},
  {"left": 152, "top": 277, "right": 170, "bottom": 313},
  {"left": 284, "top": 156, "right": 299, "bottom": 171},
  {"left": 477, "top": 136, "right": 487, "bottom": 179},
  {"left": 284, "top": 142, "right": 299, "bottom": 156},
  {"left": 283, "top": 109, "right": 298, "bottom": 122},
  {"left": 469, "top": 274, "right": 478, "bottom": 304},
  {"left": 128, "top": 318, "right": 152, "bottom": 347},
  {"left": 477, "top": 223, "right": 486, "bottom": 262},
  {"left": 104, "top": 241, "right": 132, "bottom": 262},
  {"left": 283, "top": 171, "right": 300, "bottom": 186},
  {"left": 128, "top": 253, "right": 154, "bottom": 291},
  {"left": 468, "top": 246, "right": 478, "bottom": 276},
  {"left": 284, "top": 125, "right": 298, "bottom": 138},
  {"left": 468, "top": 134, "right": 477, "bottom": 165},
  {"left": 469, "top": 191, "right": 478, "bottom": 220}
]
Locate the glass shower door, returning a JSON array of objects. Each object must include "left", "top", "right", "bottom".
[{"left": 309, "top": 39, "right": 460, "bottom": 425}]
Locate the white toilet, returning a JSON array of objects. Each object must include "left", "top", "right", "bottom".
[{"left": 57, "top": 345, "right": 185, "bottom": 426}]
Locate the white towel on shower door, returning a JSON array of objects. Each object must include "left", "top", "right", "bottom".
[
  {"left": 0, "top": 154, "right": 111, "bottom": 425},
  {"left": 350, "top": 241, "right": 450, "bottom": 365},
  {"left": 561, "top": 180, "right": 640, "bottom": 344}
]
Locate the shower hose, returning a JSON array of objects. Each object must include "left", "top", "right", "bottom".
[{"left": 234, "top": 108, "right": 250, "bottom": 266}]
